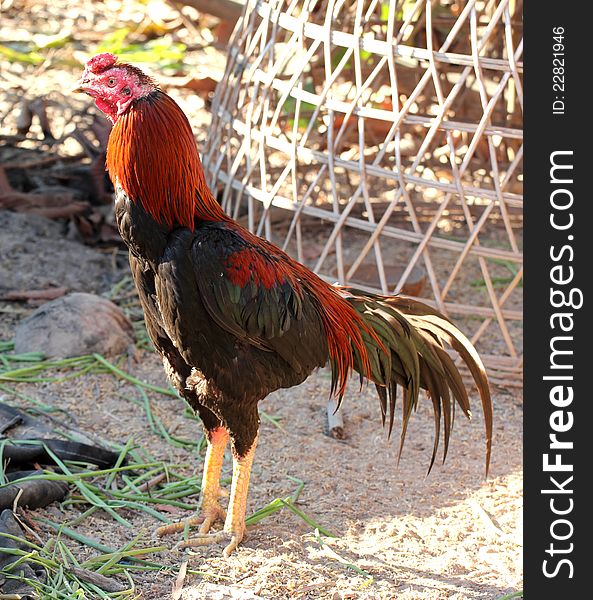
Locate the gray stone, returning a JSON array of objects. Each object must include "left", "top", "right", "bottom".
[{"left": 14, "top": 293, "right": 134, "bottom": 358}]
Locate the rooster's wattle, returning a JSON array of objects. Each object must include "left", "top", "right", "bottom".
[{"left": 74, "top": 53, "right": 493, "bottom": 556}]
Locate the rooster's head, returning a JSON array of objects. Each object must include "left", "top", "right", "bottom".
[{"left": 73, "top": 53, "right": 156, "bottom": 123}]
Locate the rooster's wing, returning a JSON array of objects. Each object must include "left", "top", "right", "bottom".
[{"left": 155, "top": 223, "right": 329, "bottom": 379}]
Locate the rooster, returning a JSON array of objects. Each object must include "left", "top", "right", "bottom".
[{"left": 74, "top": 53, "right": 492, "bottom": 556}]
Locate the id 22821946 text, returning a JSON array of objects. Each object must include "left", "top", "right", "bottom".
[{"left": 552, "top": 26, "right": 565, "bottom": 115}]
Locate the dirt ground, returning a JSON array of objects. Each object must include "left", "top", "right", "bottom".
[{"left": 1, "top": 1, "right": 523, "bottom": 598}]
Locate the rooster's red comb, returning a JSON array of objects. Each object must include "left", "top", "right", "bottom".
[{"left": 85, "top": 53, "right": 118, "bottom": 74}]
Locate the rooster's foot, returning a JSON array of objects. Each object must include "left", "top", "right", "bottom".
[
  {"left": 198, "top": 501, "right": 227, "bottom": 534},
  {"left": 177, "top": 525, "right": 246, "bottom": 557},
  {"left": 156, "top": 500, "right": 227, "bottom": 539}
]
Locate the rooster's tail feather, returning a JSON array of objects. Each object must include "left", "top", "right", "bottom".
[{"left": 347, "top": 291, "right": 493, "bottom": 475}]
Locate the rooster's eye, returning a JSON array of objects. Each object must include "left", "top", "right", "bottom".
[{"left": 108, "top": 78, "right": 116, "bottom": 87}]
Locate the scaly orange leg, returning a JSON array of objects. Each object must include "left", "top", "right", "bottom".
[
  {"left": 197, "top": 427, "right": 229, "bottom": 532},
  {"left": 180, "top": 434, "right": 258, "bottom": 556},
  {"left": 156, "top": 427, "right": 229, "bottom": 538}
]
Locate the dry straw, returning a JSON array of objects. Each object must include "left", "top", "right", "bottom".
[{"left": 203, "top": 0, "right": 523, "bottom": 383}]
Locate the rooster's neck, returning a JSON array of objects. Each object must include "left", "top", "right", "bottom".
[{"left": 106, "top": 90, "right": 229, "bottom": 229}]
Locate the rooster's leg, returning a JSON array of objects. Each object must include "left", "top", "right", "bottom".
[
  {"left": 197, "top": 427, "right": 229, "bottom": 532},
  {"left": 156, "top": 427, "right": 229, "bottom": 537},
  {"left": 180, "top": 433, "right": 258, "bottom": 556}
]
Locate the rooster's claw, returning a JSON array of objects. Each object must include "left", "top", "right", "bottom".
[{"left": 177, "top": 528, "right": 246, "bottom": 557}]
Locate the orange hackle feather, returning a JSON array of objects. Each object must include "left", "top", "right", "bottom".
[
  {"left": 107, "top": 90, "right": 227, "bottom": 228},
  {"left": 106, "top": 88, "right": 380, "bottom": 398}
]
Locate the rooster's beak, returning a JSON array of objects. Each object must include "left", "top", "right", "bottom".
[{"left": 71, "top": 79, "right": 88, "bottom": 94}]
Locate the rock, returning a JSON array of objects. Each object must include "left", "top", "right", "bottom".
[{"left": 14, "top": 293, "right": 134, "bottom": 358}]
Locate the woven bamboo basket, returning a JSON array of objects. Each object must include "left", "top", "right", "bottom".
[{"left": 202, "top": 0, "right": 523, "bottom": 385}]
